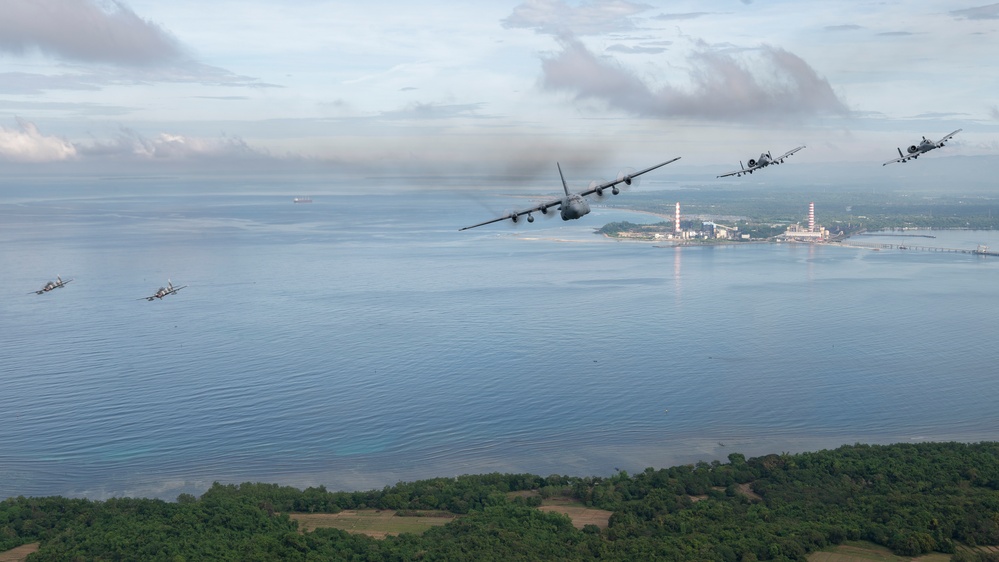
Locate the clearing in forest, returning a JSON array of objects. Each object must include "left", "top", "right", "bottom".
[
  {"left": 0, "top": 543, "right": 40, "bottom": 562},
  {"left": 289, "top": 510, "right": 453, "bottom": 539}
]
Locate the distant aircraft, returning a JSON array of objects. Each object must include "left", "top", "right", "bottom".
[
  {"left": 30, "top": 275, "right": 72, "bottom": 295},
  {"left": 717, "top": 146, "right": 805, "bottom": 178},
  {"left": 140, "top": 280, "right": 186, "bottom": 301},
  {"left": 459, "top": 157, "right": 681, "bottom": 231},
  {"left": 882, "top": 129, "right": 962, "bottom": 166}
]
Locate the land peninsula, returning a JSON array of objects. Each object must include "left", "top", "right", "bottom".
[
  {"left": 3, "top": 442, "right": 999, "bottom": 561},
  {"left": 596, "top": 188, "right": 999, "bottom": 243}
]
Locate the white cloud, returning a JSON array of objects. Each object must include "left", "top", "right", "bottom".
[
  {"left": 540, "top": 37, "right": 848, "bottom": 121},
  {"left": 503, "top": 0, "right": 652, "bottom": 36},
  {"left": 0, "top": 0, "right": 185, "bottom": 66},
  {"left": 0, "top": 118, "right": 77, "bottom": 162},
  {"left": 75, "top": 127, "right": 262, "bottom": 161},
  {"left": 0, "top": 118, "right": 274, "bottom": 166}
]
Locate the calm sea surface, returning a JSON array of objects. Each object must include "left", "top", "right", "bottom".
[{"left": 2, "top": 177, "right": 998, "bottom": 500}]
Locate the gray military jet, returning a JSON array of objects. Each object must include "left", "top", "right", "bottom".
[
  {"left": 459, "top": 157, "right": 681, "bottom": 231},
  {"left": 140, "top": 280, "right": 186, "bottom": 301},
  {"left": 717, "top": 146, "right": 805, "bottom": 178},
  {"left": 882, "top": 129, "right": 962, "bottom": 165},
  {"left": 30, "top": 275, "right": 72, "bottom": 295}
]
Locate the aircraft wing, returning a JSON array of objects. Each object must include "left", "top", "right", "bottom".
[
  {"left": 171, "top": 285, "right": 188, "bottom": 294},
  {"left": 935, "top": 129, "right": 962, "bottom": 145},
  {"left": 882, "top": 151, "right": 911, "bottom": 166},
  {"left": 717, "top": 165, "right": 752, "bottom": 178},
  {"left": 776, "top": 145, "right": 805, "bottom": 161},
  {"left": 717, "top": 160, "right": 762, "bottom": 178},
  {"left": 576, "top": 157, "right": 681, "bottom": 197},
  {"left": 459, "top": 198, "right": 563, "bottom": 231}
]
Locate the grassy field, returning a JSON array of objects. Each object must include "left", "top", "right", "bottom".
[
  {"left": 808, "top": 541, "right": 952, "bottom": 562},
  {"left": 0, "top": 543, "right": 39, "bottom": 562},
  {"left": 537, "top": 497, "right": 613, "bottom": 530},
  {"left": 289, "top": 510, "right": 453, "bottom": 539}
]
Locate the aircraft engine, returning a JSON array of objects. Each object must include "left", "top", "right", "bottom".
[
  {"left": 588, "top": 180, "right": 608, "bottom": 197},
  {"left": 623, "top": 177, "right": 632, "bottom": 185},
  {"left": 747, "top": 159, "right": 757, "bottom": 167},
  {"left": 907, "top": 145, "right": 919, "bottom": 154}
]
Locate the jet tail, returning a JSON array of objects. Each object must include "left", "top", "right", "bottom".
[
  {"left": 556, "top": 162, "right": 570, "bottom": 196},
  {"left": 897, "top": 147, "right": 904, "bottom": 159}
]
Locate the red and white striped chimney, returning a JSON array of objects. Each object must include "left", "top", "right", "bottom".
[
  {"left": 675, "top": 202, "right": 681, "bottom": 234},
  {"left": 808, "top": 202, "right": 815, "bottom": 232}
]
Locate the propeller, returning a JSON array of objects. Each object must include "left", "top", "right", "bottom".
[
  {"left": 588, "top": 179, "right": 610, "bottom": 198},
  {"left": 539, "top": 203, "right": 560, "bottom": 221},
  {"left": 615, "top": 168, "right": 640, "bottom": 192}
]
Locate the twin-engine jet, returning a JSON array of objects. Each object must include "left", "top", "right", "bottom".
[
  {"left": 882, "top": 129, "right": 962, "bottom": 166},
  {"left": 30, "top": 276, "right": 72, "bottom": 295},
  {"left": 459, "top": 157, "right": 681, "bottom": 231},
  {"left": 717, "top": 146, "right": 805, "bottom": 178},
  {"left": 140, "top": 280, "right": 186, "bottom": 301}
]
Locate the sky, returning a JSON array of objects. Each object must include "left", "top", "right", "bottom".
[{"left": 1, "top": 0, "right": 998, "bottom": 179}]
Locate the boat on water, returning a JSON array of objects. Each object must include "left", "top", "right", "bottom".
[{"left": 293, "top": 196, "right": 312, "bottom": 203}]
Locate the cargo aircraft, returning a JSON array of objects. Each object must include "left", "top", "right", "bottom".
[{"left": 459, "top": 157, "right": 681, "bottom": 231}]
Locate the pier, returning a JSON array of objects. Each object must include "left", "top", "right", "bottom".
[{"left": 839, "top": 241, "right": 998, "bottom": 256}]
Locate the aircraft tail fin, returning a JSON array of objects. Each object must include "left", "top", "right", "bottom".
[
  {"left": 557, "top": 162, "right": 570, "bottom": 196},
  {"left": 897, "top": 147, "right": 904, "bottom": 158},
  {"left": 740, "top": 161, "right": 745, "bottom": 171}
]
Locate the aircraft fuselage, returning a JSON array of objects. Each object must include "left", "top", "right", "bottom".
[
  {"left": 560, "top": 194, "right": 591, "bottom": 221},
  {"left": 909, "top": 137, "right": 942, "bottom": 155}
]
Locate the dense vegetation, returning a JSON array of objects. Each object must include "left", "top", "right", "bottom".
[{"left": 3, "top": 442, "right": 998, "bottom": 560}]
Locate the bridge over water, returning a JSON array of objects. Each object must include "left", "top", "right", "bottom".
[{"left": 839, "top": 240, "right": 998, "bottom": 256}]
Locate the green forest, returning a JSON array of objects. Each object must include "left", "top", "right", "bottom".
[{"left": 3, "top": 442, "right": 999, "bottom": 561}]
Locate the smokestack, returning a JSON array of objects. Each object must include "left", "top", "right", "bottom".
[
  {"left": 809, "top": 202, "right": 815, "bottom": 232},
  {"left": 675, "top": 202, "right": 681, "bottom": 234}
]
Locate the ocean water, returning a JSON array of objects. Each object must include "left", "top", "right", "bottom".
[{"left": 2, "top": 177, "right": 998, "bottom": 500}]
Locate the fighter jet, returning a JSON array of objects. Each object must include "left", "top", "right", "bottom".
[
  {"left": 139, "top": 280, "right": 186, "bottom": 301},
  {"left": 882, "top": 129, "right": 962, "bottom": 166},
  {"left": 30, "top": 275, "right": 72, "bottom": 295},
  {"left": 717, "top": 146, "right": 805, "bottom": 178},
  {"left": 459, "top": 157, "right": 681, "bottom": 231}
]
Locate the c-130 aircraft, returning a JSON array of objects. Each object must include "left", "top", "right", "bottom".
[{"left": 459, "top": 157, "right": 680, "bottom": 231}]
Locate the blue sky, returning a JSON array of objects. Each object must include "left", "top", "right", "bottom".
[{"left": 0, "top": 0, "right": 997, "bottom": 177}]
